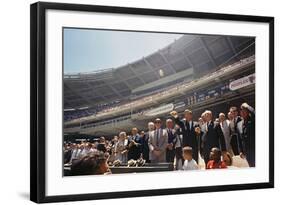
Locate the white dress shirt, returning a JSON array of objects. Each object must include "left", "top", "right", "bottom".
[
  {"left": 175, "top": 134, "right": 183, "bottom": 148},
  {"left": 220, "top": 120, "right": 231, "bottom": 151}
]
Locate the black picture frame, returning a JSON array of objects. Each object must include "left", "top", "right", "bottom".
[{"left": 30, "top": 1, "right": 274, "bottom": 203}]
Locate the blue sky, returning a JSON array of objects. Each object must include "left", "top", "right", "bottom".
[{"left": 63, "top": 28, "right": 182, "bottom": 74}]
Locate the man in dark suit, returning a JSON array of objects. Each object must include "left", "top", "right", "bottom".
[
  {"left": 165, "top": 119, "right": 176, "bottom": 163},
  {"left": 128, "top": 127, "right": 142, "bottom": 160},
  {"left": 143, "top": 122, "right": 155, "bottom": 163},
  {"left": 229, "top": 106, "right": 243, "bottom": 155},
  {"left": 200, "top": 110, "right": 227, "bottom": 165},
  {"left": 170, "top": 109, "right": 199, "bottom": 163},
  {"left": 64, "top": 143, "right": 72, "bottom": 164},
  {"left": 140, "top": 130, "right": 150, "bottom": 162},
  {"left": 240, "top": 103, "right": 255, "bottom": 167}
]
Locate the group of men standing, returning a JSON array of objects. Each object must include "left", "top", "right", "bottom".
[
  {"left": 131, "top": 102, "right": 255, "bottom": 168},
  {"left": 64, "top": 102, "right": 256, "bottom": 174}
]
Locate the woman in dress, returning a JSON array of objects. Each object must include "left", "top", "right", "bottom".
[{"left": 114, "top": 132, "right": 129, "bottom": 163}]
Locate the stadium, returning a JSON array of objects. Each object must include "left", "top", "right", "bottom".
[{"left": 64, "top": 34, "right": 255, "bottom": 140}]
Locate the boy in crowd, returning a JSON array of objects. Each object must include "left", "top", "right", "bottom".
[
  {"left": 206, "top": 147, "right": 227, "bottom": 169},
  {"left": 182, "top": 146, "right": 198, "bottom": 170}
]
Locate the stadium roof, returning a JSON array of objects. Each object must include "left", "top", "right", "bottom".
[{"left": 64, "top": 34, "right": 255, "bottom": 109}]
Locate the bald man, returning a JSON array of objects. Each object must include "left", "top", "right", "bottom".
[{"left": 165, "top": 119, "right": 176, "bottom": 163}]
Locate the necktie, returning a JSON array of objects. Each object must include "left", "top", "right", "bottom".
[
  {"left": 168, "top": 129, "right": 173, "bottom": 143},
  {"left": 186, "top": 122, "right": 189, "bottom": 132},
  {"left": 156, "top": 129, "right": 159, "bottom": 146}
]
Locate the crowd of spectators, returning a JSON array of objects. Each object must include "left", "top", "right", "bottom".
[
  {"left": 64, "top": 102, "right": 255, "bottom": 175},
  {"left": 64, "top": 55, "right": 254, "bottom": 123},
  {"left": 64, "top": 100, "right": 121, "bottom": 121}
]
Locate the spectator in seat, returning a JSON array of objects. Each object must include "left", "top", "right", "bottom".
[
  {"left": 97, "top": 137, "right": 107, "bottom": 153},
  {"left": 182, "top": 146, "right": 198, "bottom": 170},
  {"left": 64, "top": 143, "right": 72, "bottom": 164},
  {"left": 223, "top": 152, "right": 233, "bottom": 167},
  {"left": 71, "top": 151, "right": 110, "bottom": 175},
  {"left": 207, "top": 147, "right": 227, "bottom": 169}
]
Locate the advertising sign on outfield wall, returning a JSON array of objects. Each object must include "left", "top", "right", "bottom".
[{"left": 229, "top": 73, "right": 255, "bottom": 91}]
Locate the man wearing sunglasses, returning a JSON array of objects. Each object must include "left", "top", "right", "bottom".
[{"left": 148, "top": 118, "right": 168, "bottom": 163}]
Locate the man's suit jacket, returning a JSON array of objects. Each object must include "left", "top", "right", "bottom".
[
  {"left": 201, "top": 121, "right": 226, "bottom": 160},
  {"left": 174, "top": 118, "right": 199, "bottom": 162},
  {"left": 230, "top": 116, "right": 243, "bottom": 155},
  {"left": 64, "top": 149, "right": 72, "bottom": 164},
  {"left": 166, "top": 128, "right": 177, "bottom": 144},
  {"left": 241, "top": 111, "right": 255, "bottom": 167},
  {"left": 142, "top": 133, "right": 150, "bottom": 161},
  {"left": 128, "top": 134, "right": 142, "bottom": 160},
  {"left": 148, "top": 128, "right": 168, "bottom": 162}
]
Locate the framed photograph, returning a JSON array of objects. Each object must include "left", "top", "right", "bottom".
[{"left": 30, "top": 2, "right": 274, "bottom": 203}]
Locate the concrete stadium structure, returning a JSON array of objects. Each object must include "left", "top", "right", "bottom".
[{"left": 64, "top": 34, "right": 255, "bottom": 138}]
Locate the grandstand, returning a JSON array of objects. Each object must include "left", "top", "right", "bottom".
[{"left": 64, "top": 34, "right": 255, "bottom": 138}]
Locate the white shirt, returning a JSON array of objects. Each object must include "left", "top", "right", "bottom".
[
  {"left": 182, "top": 159, "right": 198, "bottom": 170},
  {"left": 80, "top": 148, "right": 89, "bottom": 157},
  {"left": 175, "top": 134, "right": 183, "bottom": 148},
  {"left": 70, "top": 148, "right": 80, "bottom": 162},
  {"left": 205, "top": 120, "right": 212, "bottom": 132},
  {"left": 230, "top": 116, "right": 239, "bottom": 133},
  {"left": 237, "top": 120, "right": 244, "bottom": 135},
  {"left": 220, "top": 120, "right": 231, "bottom": 151},
  {"left": 200, "top": 122, "right": 206, "bottom": 133}
]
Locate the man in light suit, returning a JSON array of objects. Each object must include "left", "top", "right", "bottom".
[{"left": 148, "top": 118, "right": 168, "bottom": 163}]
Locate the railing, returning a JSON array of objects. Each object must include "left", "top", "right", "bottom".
[
  {"left": 65, "top": 55, "right": 255, "bottom": 125},
  {"left": 70, "top": 81, "right": 254, "bottom": 130},
  {"left": 64, "top": 68, "right": 114, "bottom": 79},
  {"left": 92, "top": 55, "right": 255, "bottom": 115},
  {"left": 81, "top": 115, "right": 131, "bottom": 129}
]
